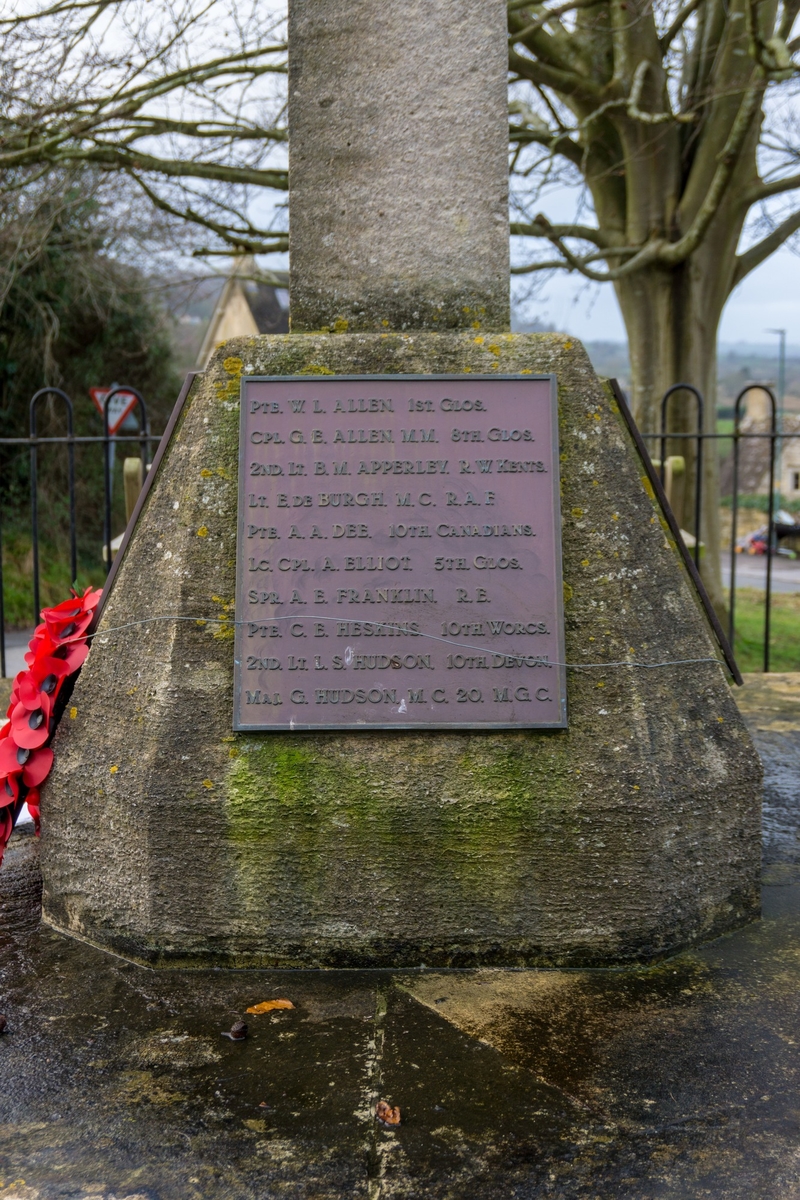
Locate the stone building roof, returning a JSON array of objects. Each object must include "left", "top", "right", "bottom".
[{"left": 196, "top": 261, "right": 289, "bottom": 367}]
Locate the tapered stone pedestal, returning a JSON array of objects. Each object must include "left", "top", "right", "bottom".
[{"left": 39, "top": 332, "right": 761, "bottom": 967}]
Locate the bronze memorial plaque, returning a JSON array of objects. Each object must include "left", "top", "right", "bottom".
[{"left": 234, "top": 375, "right": 567, "bottom": 731}]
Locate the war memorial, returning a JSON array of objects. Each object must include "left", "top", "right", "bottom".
[
  {"left": 5, "top": 0, "right": 797, "bottom": 1195},
  {"left": 36, "top": 0, "right": 761, "bottom": 969}
]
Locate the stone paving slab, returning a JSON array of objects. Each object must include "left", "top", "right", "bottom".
[
  {"left": 735, "top": 672, "right": 800, "bottom": 865},
  {"left": 0, "top": 673, "right": 798, "bottom": 1198}
]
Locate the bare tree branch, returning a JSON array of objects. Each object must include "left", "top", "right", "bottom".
[
  {"left": 626, "top": 60, "right": 696, "bottom": 124},
  {"left": 511, "top": 218, "right": 611, "bottom": 246},
  {"left": 0, "top": 0, "right": 289, "bottom": 254},
  {"left": 528, "top": 213, "right": 666, "bottom": 281},
  {"left": 508, "top": 123, "right": 585, "bottom": 166},
  {"left": 129, "top": 171, "right": 288, "bottom": 253},
  {"left": 659, "top": 0, "right": 705, "bottom": 53},
  {"left": 510, "top": 46, "right": 600, "bottom": 99},
  {"left": 510, "top": 244, "right": 642, "bottom": 271},
  {"left": 5, "top": 143, "right": 288, "bottom": 192},
  {"left": 778, "top": 0, "right": 800, "bottom": 41},
  {"left": 731, "top": 208, "right": 800, "bottom": 286},
  {"left": 509, "top": 0, "right": 603, "bottom": 43},
  {"left": 661, "top": 78, "right": 766, "bottom": 265},
  {"left": 746, "top": 171, "right": 800, "bottom": 201}
]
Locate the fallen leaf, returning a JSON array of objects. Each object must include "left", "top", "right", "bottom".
[
  {"left": 246, "top": 999, "right": 295, "bottom": 1015},
  {"left": 376, "top": 1100, "right": 401, "bottom": 1126}
]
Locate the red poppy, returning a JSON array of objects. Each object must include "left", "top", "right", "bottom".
[
  {"left": 41, "top": 586, "right": 101, "bottom": 621},
  {"left": 0, "top": 739, "right": 53, "bottom": 789},
  {"left": 6, "top": 670, "right": 33, "bottom": 716},
  {"left": 43, "top": 608, "right": 93, "bottom": 647},
  {"left": 37, "top": 638, "right": 89, "bottom": 673},
  {"left": 0, "top": 738, "right": 22, "bottom": 777},
  {"left": 15, "top": 677, "right": 53, "bottom": 716},
  {"left": 24, "top": 628, "right": 90, "bottom": 672},
  {"left": 23, "top": 626, "right": 48, "bottom": 667},
  {"left": 76, "top": 585, "right": 103, "bottom": 610},
  {"left": 41, "top": 587, "right": 102, "bottom": 638},
  {"left": 74, "top": 584, "right": 102, "bottom": 609},
  {"left": 21, "top": 657, "right": 71, "bottom": 707},
  {"left": 0, "top": 771, "right": 20, "bottom": 807},
  {"left": 22, "top": 748, "right": 53, "bottom": 788},
  {"left": 10, "top": 702, "right": 50, "bottom": 749},
  {"left": 31, "top": 655, "right": 71, "bottom": 688},
  {"left": 43, "top": 597, "right": 84, "bottom": 620}
]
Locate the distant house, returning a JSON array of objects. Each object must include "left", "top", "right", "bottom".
[
  {"left": 719, "top": 387, "right": 800, "bottom": 499},
  {"left": 196, "top": 259, "right": 289, "bottom": 367}
]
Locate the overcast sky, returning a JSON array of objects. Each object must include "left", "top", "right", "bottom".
[{"left": 511, "top": 228, "right": 800, "bottom": 348}]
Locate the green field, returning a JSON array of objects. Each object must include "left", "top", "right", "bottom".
[{"left": 732, "top": 587, "right": 800, "bottom": 673}]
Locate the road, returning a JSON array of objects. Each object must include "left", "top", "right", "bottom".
[{"left": 721, "top": 553, "right": 800, "bottom": 593}]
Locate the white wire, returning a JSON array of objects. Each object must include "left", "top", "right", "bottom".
[{"left": 81, "top": 612, "right": 725, "bottom": 672}]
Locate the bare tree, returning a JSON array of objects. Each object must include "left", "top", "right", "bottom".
[
  {"left": 508, "top": 0, "right": 800, "bottom": 603},
  {"left": 0, "top": 0, "right": 289, "bottom": 263}
]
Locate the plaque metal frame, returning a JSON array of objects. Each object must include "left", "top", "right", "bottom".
[{"left": 234, "top": 374, "right": 567, "bottom": 732}]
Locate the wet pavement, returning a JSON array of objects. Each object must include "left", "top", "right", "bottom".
[{"left": 1, "top": 673, "right": 799, "bottom": 1199}]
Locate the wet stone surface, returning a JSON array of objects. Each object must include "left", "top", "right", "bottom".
[
  {"left": 0, "top": 673, "right": 798, "bottom": 1198},
  {"left": 735, "top": 672, "right": 800, "bottom": 864}
]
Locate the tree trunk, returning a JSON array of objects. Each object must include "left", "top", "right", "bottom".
[{"left": 614, "top": 248, "right": 731, "bottom": 618}]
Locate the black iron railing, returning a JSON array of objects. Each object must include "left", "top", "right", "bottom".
[
  {"left": 631, "top": 381, "right": 800, "bottom": 674},
  {"left": 0, "top": 387, "right": 162, "bottom": 677}
]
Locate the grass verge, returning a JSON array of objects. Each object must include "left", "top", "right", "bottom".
[
  {"left": 733, "top": 587, "right": 800, "bottom": 673},
  {"left": 1, "top": 534, "right": 104, "bottom": 629}
]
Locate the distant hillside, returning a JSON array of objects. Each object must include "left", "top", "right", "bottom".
[
  {"left": 513, "top": 322, "right": 796, "bottom": 415},
  {"left": 717, "top": 345, "right": 800, "bottom": 414}
]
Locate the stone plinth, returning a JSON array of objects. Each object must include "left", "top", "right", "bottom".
[
  {"left": 288, "top": 0, "right": 510, "bottom": 332},
  {"left": 39, "top": 333, "right": 761, "bottom": 968}
]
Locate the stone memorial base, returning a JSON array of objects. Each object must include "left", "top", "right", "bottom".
[{"left": 40, "top": 333, "right": 761, "bottom": 967}]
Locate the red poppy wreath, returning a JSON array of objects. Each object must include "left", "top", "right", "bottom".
[{"left": 0, "top": 586, "right": 102, "bottom": 867}]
